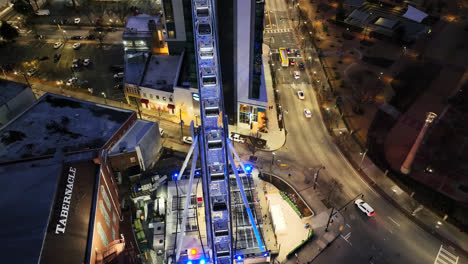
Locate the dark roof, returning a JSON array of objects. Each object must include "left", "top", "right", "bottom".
[
  {"left": 0, "top": 79, "right": 28, "bottom": 106},
  {"left": 0, "top": 158, "right": 62, "bottom": 263},
  {"left": 0, "top": 152, "right": 100, "bottom": 264},
  {"left": 0, "top": 93, "right": 134, "bottom": 162}
]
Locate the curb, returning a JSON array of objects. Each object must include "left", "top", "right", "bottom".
[{"left": 260, "top": 172, "right": 315, "bottom": 217}]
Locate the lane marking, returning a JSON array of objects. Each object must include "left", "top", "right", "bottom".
[
  {"left": 346, "top": 224, "right": 351, "bottom": 228},
  {"left": 387, "top": 216, "right": 400, "bottom": 227},
  {"left": 340, "top": 232, "right": 352, "bottom": 246}
]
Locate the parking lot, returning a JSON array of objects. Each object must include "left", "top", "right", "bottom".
[{"left": 0, "top": 39, "right": 126, "bottom": 101}]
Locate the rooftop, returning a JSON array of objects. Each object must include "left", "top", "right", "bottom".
[
  {"left": 0, "top": 79, "right": 28, "bottom": 106},
  {"left": 0, "top": 93, "right": 134, "bottom": 162},
  {"left": 109, "top": 119, "right": 154, "bottom": 155},
  {"left": 125, "top": 53, "right": 181, "bottom": 92},
  {"left": 0, "top": 151, "right": 98, "bottom": 264},
  {"left": 124, "top": 14, "right": 160, "bottom": 39},
  {"left": 0, "top": 158, "right": 62, "bottom": 263}
]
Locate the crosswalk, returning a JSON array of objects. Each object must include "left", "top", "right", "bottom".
[
  {"left": 434, "top": 245, "right": 459, "bottom": 264},
  {"left": 264, "top": 28, "right": 291, "bottom": 34}
]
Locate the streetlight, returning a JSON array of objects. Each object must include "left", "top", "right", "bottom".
[
  {"left": 313, "top": 166, "right": 325, "bottom": 190},
  {"left": 101, "top": 92, "right": 107, "bottom": 104},
  {"left": 271, "top": 152, "right": 276, "bottom": 165},
  {"left": 358, "top": 149, "right": 368, "bottom": 171}
]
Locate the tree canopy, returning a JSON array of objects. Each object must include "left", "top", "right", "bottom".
[{"left": 0, "top": 21, "right": 19, "bottom": 41}]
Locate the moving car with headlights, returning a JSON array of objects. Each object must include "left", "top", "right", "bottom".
[
  {"left": 304, "top": 109, "right": 312, "bottom": 118},
  {"left": 54, "top": 42, "right": 62, "bottom": 49},
  {"left": 294, "top": 71, "right": 300, "bottom": 79}
]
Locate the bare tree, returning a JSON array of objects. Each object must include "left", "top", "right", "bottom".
[{"left": 111, "top": 1, "right": 130, "bottom": 26}]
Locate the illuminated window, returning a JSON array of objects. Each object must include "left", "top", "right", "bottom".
[
  {"left": 100, "top": 200, "right": 111, "bottom": 227},
  {"left": 130, "top": 157, "right": 136, "bottom": 163},
  {"left": 97, "top": 222, "right": 109, "bottom": 246},
  {"left": 101, "top": 186, "right": 111, "bottom": 211},
  {"left": 163, "top": 97, "right": 166, "bottom": 101}
]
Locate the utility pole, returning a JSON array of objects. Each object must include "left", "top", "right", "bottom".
[
  {"left": 135, "top": 101, "right": 142, "bottom": 119},
  {"left": 313, "top": 166, "right": 325, "bottom": 190},
  {"left": 325, "top": 193, "right": 364, "bottom": 232},
  {"left": 179, "top": 108, "right": 184, "bottom": 139},
  {"left": 358, "top": 149, "right": 368, "bottom": 171}
]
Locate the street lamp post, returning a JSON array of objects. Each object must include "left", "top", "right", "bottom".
[
  {"left": 358, "top": 149, "right": 368, "bottom": 171},
  {"left": 271, "top": 152, "right": 276, "bottom": 165},
  {"left": 313, "top": 166, "right": 325, "bottom": 190},
  {"left": 101, "top": 92, "right": 107, "bottom": 104}
]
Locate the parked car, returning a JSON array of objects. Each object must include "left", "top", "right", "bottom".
[
  {"left": 54, "top": 42, "right": 62, "bottom": 49},
  {"left": 294, "top": 71, "right": 300, "bottom": 79},
  {"left": 289, "top": 58, "right": 296, "bottom": 66},
  {"left": 71, "top": 35, "right": 82, "bottom": 40},
  {"left": 304, "top": 109, "right": 312, "bottom": 118},
  {"left": 83, "top": 59, "right": 90, "bottom": 66},
  {"left": 72, "top": 43, "right": 81, "bottom": 50},
  {"left": 229, "top": 133, "right": 245, "bottom": 144},
  {"left": 54, "top": 53, "right": 62, "bottom": 63},
  {"left": 295, "top": 50, "right": 301, "bottom": 57},
  {"left": 39, "top": 56, "right": 49, "bottom": 61},
  {"left": 114, "top": 84, "right": 123, "bottom": 90},
  {"left": 66, "top": 77, "right": 78, "bottom": 86},
  {"left": 297, "top": 90, "right": 305, "bottom": 100},
  {"left": 86, "top": 34, "right": 96, "bottom": 40},
  {"left": 74, "top": 18, "right": 80, "bottom": 24},
  {"left": 72, "top": 58, "right": 81, "bottom": 68},
  {"left": 355, "top": 199, "right": 375, "bottom": 216},
  {"left": 110, "top": 65, "right": 124, "bottom": 72},
  {"left": 159, "top": 128, "right": 164, "bottom": 137},
  {"left": 183, "top": 136, "right": 193, "bottom": 144},
  {"left": 286, "top": 47, "right": 291, "bottom": 54},
  {"left": 26, "top": 68, "right": 38, "bottom": 77},
  {"left": 113, "top": 72, "right": 124, "bottom": 79},
  {"left": 299, "top": 63, "right": 305, "bottom": 71}
]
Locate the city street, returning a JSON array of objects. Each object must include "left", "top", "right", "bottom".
[{"left": 255, "top": 0, "right": 468, "bottom": 263}]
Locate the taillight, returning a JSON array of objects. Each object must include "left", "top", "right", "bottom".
[{"left": 369, "top": 211, "right": 375, "bottom": 216}]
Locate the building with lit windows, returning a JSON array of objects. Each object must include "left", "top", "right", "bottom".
[
  {"left": 160, "top": 0, "right": 268, "bottom": 131},
  {"left": 123, "top": 14, "right": 168, "bottom": 55},
  {"left": 0, "top": 94, "right": 154, "bottom": 263}
]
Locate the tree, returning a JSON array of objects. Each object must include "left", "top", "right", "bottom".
[
  {"left": 393, "top": 26, "right": 406, "bottom": 44},
  {"left": 0, "top": 21, "right": 19, "bottom": 41},
  {"left": 12, "top": 0, "right": 34, "bottom": 15},
  {"left": 336, "top": 2, "right": 346, "bottom": 22}
]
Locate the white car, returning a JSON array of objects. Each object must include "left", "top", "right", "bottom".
[
  {"left": 355, "top": 199, "right": 375, "bottom": 216},
  {"left": 297, "top": 90, "right": 305, "bottom": 100},
  {"left": 66, "top": 77, "right": 78, "bottom": 86},
  {"left": 294, "top": 71, "right": 300, "bottom": 79},
  {"left": 183, "top": 136, "right": 193, "bottom": 144},
  {"left": 54, "top": 42, "right": 62, "bottom": 49},
  {"left": 74, "top": 18, "right": 81, "bottom": 24},
  {"left": 159, "top": 127, "right": 164, "bottom": 137},
  {"left": 304, "top": 109, "right": 312, "bottom": 118},
  {"left": 72, "top": 59, "right": 80, "bottom": 68},
  {"left": 83, "top": 59, "right": 90, "bottom": 66},
  {"left": 114, "top": 72, "right": 124, "bottom": 79},
  {"left": 72, "top": 43, "right": 81, "bottom": 50},
  {"left": 229, "top": 133, "right": 245, "bottom": 144}
]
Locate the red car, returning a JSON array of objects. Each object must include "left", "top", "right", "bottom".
[
  {"left": 286, "top": 47, "right": 291, "bottom": 54},
  {"left": 289, "top": 58, "right": 296, "bottom": 66}
]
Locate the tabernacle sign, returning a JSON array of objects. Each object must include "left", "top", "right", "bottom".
[{"left": 55, "top": 166, "right": 77, "bottom": 234}]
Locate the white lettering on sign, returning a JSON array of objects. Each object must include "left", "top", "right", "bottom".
[{"left": 55, "top": 167, "right": 76, "bottom": 234}]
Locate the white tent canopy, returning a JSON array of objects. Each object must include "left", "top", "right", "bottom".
[{"left": 403, "top": 6, "right": 428, "bottom": 23}]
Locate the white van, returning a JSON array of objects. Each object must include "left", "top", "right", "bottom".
[{"left": 36, "top": 9, "right": 50, "bottom": 16}]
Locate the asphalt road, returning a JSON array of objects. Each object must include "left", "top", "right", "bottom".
[{"left": 259, "top": 0, "right": 467, "bottom": 263}]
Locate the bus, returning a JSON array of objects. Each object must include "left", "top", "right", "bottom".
[{"left": 279, "top": 47, "right": 288, "bottom": 67}]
